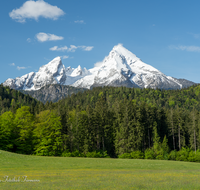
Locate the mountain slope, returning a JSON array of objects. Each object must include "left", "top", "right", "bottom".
[
  {"left": 3, "top": 44, "right": 196, "bottom": 90},
  {"left": 0, "top": 84, "right": 38, "bottom": 114},
  {"left": 21, "top": 84, "right": 87, "bottom": 103}
]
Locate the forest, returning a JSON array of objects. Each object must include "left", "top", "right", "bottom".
[{"left": 1, "top": 83, "right": 200, "bottom": 161}]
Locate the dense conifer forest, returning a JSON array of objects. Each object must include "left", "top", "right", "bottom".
[
  {"left": 0, "top": 84, "right": 38, "bottom": 114},
  {"left": 1, "top": 84, "right": 200, "bottom": 161}
]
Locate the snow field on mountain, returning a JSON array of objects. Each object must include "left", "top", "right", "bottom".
[{"left": 3, "top": 44, "right": 186, "bottom": 90}]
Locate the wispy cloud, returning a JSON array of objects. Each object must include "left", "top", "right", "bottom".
[
  {"left": 27, "top": 38, "right": 31, "bottom": 42},
  {"left": 62, "top": 55, "right": 69, "bottom": 59},
  {"left": 50, "top": 46, "right": 68, "bottom": 51},
  {"left": 9, "top": 63, "right": 15, "bottom": 66},
  {"left": 17, "top": 66, "right": 27, "bottom": 70},
  {"left": 9, "top": 62, "right": 30, "bottom": 70},
  {"left": 50, "top": 45, "right": 94, "bottom": 52},
  {"left": 169, "top": 45, "right": 200, "bottom": 52},
  {"left": 74, "top": 20, "right": 85, "bottom": 24},
  {"left": 36, "top": 32, "right": 64, "bottom": 42},
  {"left": 9, "top": 0, "right": 65, "bottom": 23},
  {"left": 189, "top": 33, "right": 200, "bottom": 39},
  {"left": 50, "top": 45, "right": 77, "bottom": 52},
  {"left": 80, "top": 46, "right": 94, "bottom": 51},
  {"left": 68, "top": 45, "right": 78, "bottom": 52}
]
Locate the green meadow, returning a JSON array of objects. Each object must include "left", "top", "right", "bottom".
[{"left": 0, "top": 150, "right": 200, "bottom": 189}]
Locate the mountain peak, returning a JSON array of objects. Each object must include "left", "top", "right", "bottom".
[
  {"left": 112, "top": 43, "right": 125, "bottom": 51},
  {"left": 112, "top": 44, "right": 138, "bottom": 60},
  {"left": 71, "top": 65, "right": 83, "bottom": 77},
  {"left": 3, "top": 44, "right": 195, "bottom": 91},
  {"left": 38, "top": 56, "right": 63, "bottom": 75},
  {"left": 46, "top": 56, "right": 62, "bottom": 68}
]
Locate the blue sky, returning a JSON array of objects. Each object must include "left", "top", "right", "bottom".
[{"left": 1, "top": 0, "right": 200, "bottom": 84}]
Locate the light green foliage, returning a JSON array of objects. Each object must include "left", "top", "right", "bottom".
[
  {"left": 130, "top": 150, "right": 144, "bottom": 159},
  {"left": 0, "top": 111, "right": 15, "bottom": 151},
  {"left": 145, "top": 148, "right": 155, "bottom": 159},
  {"left": 98, "top": 91, "right": 103, "bottom": 97},
  {"left": 169, "top": 100, "right": 175, "bottom": 107},
  {"left": 118, "top": 153, "right": 132, "bottom": 159},
  {"left": 14, "top": 106, "right": 34, "bottom": 154},
  {"left": 168, "top": 150, "right": 177, "bottom": 160},
  {"left": 61, "top": 150, "right": 110, "bottom": 158},
  {"left": 119, "top": 151, "right": 144, "bottom": 159},
  {"left": 62, "top": 150, "right": 85, "bottom": 157},
  {"left": 34, "top": 110, "right": 62, "bottom": 156},
  {"left": 176, "top": 147, "right": 190, "bottom": 161},
  {"left": 145, "top": 125, "right": 169, "bottom": 160},
  {"left": 194, "top": 86, "right": 200, "bottom": 96}
]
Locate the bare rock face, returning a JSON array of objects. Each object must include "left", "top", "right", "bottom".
[
  {"left": 21, "top": 84, "right": 86, "bottom": 103},
  {"left": 3, "top": 44, "right": 196, "bottom": 91}
]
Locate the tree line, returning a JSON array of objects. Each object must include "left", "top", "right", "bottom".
[{"left": 1, "top": 84, "right": 200, "bottom": 159}]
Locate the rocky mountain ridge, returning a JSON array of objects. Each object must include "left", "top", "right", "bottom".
[
  {"left": 3, "top": 44, "right": 196, "bottom": 90},
  {"left": 21, "top": 84, "right": 87, "bottom": 103}
]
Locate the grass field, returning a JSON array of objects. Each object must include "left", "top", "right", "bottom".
[{"left": 0, "top": 150, "right": 200, "bottom": 189}]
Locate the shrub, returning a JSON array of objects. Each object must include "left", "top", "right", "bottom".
[
  {"left": 61, "top": 150, "right": 72, "bottom": 157},
  {"left": 86, "top": 151, "right": 110, "bottom": 158},
  {"left": 62, "top": 150, "right": 85, "bottom": 157},
  {"left": 118, "top": 153, "right": 132, "bottom": 159},
  {"left": 187, "top": 150, "right": 200, "bottom": 162},
  {"left": 62, "top": 150, "right": 110, "bottom": 158},
  {"left": 145, "top": 148, "right": 155, "bottom": 159},
  {"left": 71, "top": 150, "right": 85, "bottom": 157},
  {"left": 168, "top": 150, "right": 177, "bottom": 160},
  {"left": 155, "top": 149, "right": 169, "bottom": 160},
  {"left": 188, "top": 151, "right": 196, "bottom": 162},
  {"left": 195, "top": 151, "right": 200, "bottom": 162},
  {"left": 130, "top": 151, "right": 144, "bottom": 159},
  {"left": 176, "top": 147, "right": 190, "bottom": 161}
]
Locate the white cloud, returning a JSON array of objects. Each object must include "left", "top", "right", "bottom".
[
  {"left": 74, "top": 20, "right": 85, "bottom": 24},
  {"left": 10, "top": 63, "right": 15, "bottom": 66},
  {"left": 79, "top": 46, "right": 94, "bottom": 51},
  {"left": 50, "top": 46, "right": 68, "bottom": 51},
  {"left": 50, "top": 45, "right": 77, "bottom": 52},
  {"left": 9, "top": 0, "right": 65, "bottom": 23},
  {"left": 169, "top": 45, "right": 200, "bottom": 52},
  {"left": 27, "top": 38, "right": 31, "bottom": 42},
  {"left": 62, "top": 55, "right": 69, "bottom": 59},
  {"left": 68, "top": 45, "right": 78, "bottom": 52},
  {"left": 50, "top": 45, "right": 93, "bottom": 52},
  {"left": 36, "top": 32, "right": 64, "bottom": 42},
  {"left": 17, "top": 66, "right": 27, "bottom": 70}
]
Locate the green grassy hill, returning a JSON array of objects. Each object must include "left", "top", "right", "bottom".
[{"left": 1, "top": 150, "right": 200, "bottom": 189}]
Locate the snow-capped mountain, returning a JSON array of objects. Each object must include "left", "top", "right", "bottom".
[{"left": 3, "top": 44, "right": 195, "bottom": 91}]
